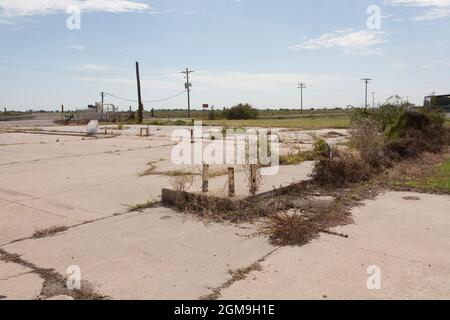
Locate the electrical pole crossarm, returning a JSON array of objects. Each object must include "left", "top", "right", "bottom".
[
  {"left": 181, "top": 68, "right": 194, "bottom": 118},
  {"left": 361, "top": 78, "right": 372, "bottom": 108}
]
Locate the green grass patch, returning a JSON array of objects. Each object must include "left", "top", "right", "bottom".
[
  {"left": 142, "top": 115, "right": 349, "bottom": 129},
  {"left": 394, "top": 160, "right": 450, "bottom": 194},
  {"left": 203, "top": 116, "right": 349, "bottom": 129},
  {"left": 280, "top": 150, "right": 317, "bottom": 165}
]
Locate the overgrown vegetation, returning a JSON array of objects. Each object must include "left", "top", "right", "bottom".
[
  {"left": 164, "top": 99, "right": 449, "bottom": 248},
  {"left": 313, "top": 100, "right": 450, "bottom": 187},
  {"left": 312, "top": 151, "right": 371, "bottom": 186}
]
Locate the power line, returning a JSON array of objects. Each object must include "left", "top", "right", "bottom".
[{"left": 103, "top": 90, "right": 187, "bottom": 103}]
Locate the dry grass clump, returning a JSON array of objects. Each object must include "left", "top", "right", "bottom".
[
  {"left": 349, "top": 117, "right": 387, "bottom": 170},
  {"left": 262, "top": 212, "right": 319, "bottom": 246},
  {"left": 127, "top": 200, "right": 160, "bottom": 212},
  {"left": 261, "top": 209, "right": 352, "bottom": 247},
  {"left": 168, "top": 169, "right": 195, "bottom": 192},
  {"left": 312, "top": 151, "right": 371, "bottom": 186},
  {"left": 33, "top": 226, "right": 69, "bottom": 239}
]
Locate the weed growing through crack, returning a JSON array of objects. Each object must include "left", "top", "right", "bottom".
[
  {"left": 33, "top": 226, "right": 69, "bottom": 239},
  {"left": 127, "top": 200, "right": 161, "bottom": 212}
]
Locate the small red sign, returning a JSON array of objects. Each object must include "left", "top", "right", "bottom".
[{"left": 202, "top": 104, "right": 209, "bottom": 109}]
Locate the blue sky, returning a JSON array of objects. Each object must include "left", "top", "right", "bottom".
[{"left": 0, "top": 0, "right": 449, "bottom": 111}]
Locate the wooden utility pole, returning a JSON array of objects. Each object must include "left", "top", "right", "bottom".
[
  {"left": 181, "top": 68, "right": 194, "bottom": 118},
  {"left": 361, "top": 78, "right": 372, "bottom": 108},
  {"left": 136, "top": 62, "right": 143, "bottom": 123},
  {"left": 298, "top": 83, "right": 306, "bottom": 114}
]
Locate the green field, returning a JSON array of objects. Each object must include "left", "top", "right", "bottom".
[
  {"left": 202, "top": 116, "right": 350, "bottom": 129},
  {"left": 143, "top": 114, "right": 350, "bottom": 129}
]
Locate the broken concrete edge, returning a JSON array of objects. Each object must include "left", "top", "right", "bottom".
[{"left": 161, "top": 180, "right": 312, "bottom": 210}]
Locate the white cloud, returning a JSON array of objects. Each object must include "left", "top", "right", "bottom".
[
  {"left": 0, "top": 0, "right": 150, "bottom": 16},
  {"left": 290, "top": 29, "right": 388, "bottom": 56},
  {"left": 412, "top": 7, "right": 450, "bottom": 20},
  {"left": 76, "top": 64, "right": 109, "bottom": 71},
  {"left": 65, "top": 44, "right": 86, "bottom": 51},
  {"left": 385, "top": 0, "right": 450, "bottom": 7},
  {"left": 385, "top": 0, "right": 450, "bottom": 20}
]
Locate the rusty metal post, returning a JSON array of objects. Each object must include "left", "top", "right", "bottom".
[
  {"left": 228, "top": 167, "right": 235, "bottom": 197},
  {"left": 250, "top": 164, "right": 257, "bottom": 196},
  {"left": 202, "top": 164, "right": 209, "bottom": 192}
]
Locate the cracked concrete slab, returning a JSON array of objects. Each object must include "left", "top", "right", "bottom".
[
  {"left": 220, "top": 192, "right": 450, "bottom": 300},
  {"left": 0, "top": 199, "right": 78, "bottom": 245},
  {"left": 3, "top": 207, "right": 274, "bottom": 300},
  {"left": 2, "top": 126, "right": 448, "bottom": 300}
]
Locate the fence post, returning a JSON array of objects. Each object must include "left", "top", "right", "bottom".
[
  {"left": 250, "top": 164, "right": 257, "bottom": 196},
  {"left": 228, "top": 167, "right": 235, "bottom": 197},
  {"left": 202, "top": 164, "right": 209, "bottom": 193},
  {"left": 191, "top": 129, "right": 194, "bottom": 144}
]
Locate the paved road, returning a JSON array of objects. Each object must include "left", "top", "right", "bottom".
[{"left": 0, "top": 115, "right": 58, "bottom": 128}]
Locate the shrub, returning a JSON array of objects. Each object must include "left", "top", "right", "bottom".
[
  {"left": 350, "top": 106, "right": 448, "bottom": 167},
  {"left": 262, "top": 213, "right": 318, "bottom": 246},
  {"left": 313, "top": 138, "right": 330, "bottom": 158},
  {"left": 376, "top": 103, "right": 406, "bottom": 132},
  {"left": 174, "top": 120, "right": 188, "bottom": 126},
  {"left": 350, "top": 99, "right": 407, "bottom": 133},
  {"left": 224, "top": 103, "right": 258, "bottom": 120},
  {"left": 385, "top": 110, "right": 447, "bottom": 157},
  {"left": 312, "top": 152, "right": 371, "bottom": 186},
  {"left": 208, "top": 108, "right": 223, "bottom": 120},
  {"left": 349, "top": 117, "right": 387, "bottom": 170}
]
